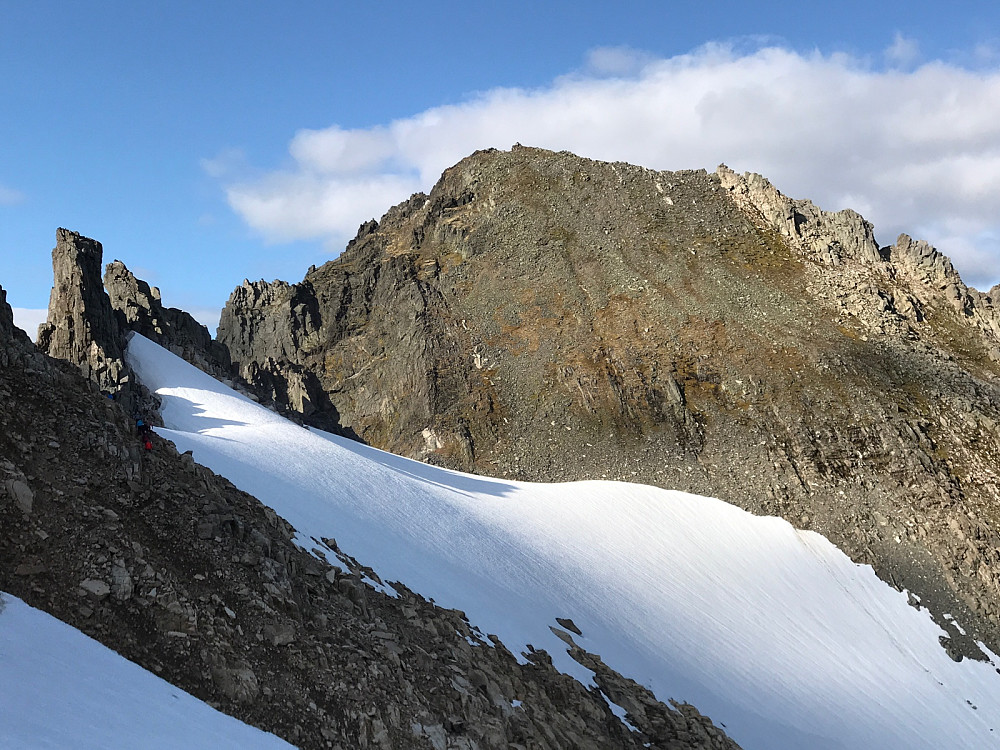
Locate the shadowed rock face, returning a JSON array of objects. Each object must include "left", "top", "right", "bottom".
[
  {"left": 104, "top": 260, "right": 232, "bottom": 379},
  {"left": 0, "top": 284, "right": 29, "bottom": 346},
  {"left": 218, "top": 146, "right": 1000, "bottom": 657},
  {"left": 33, "top": 230, "right": 233, "bottom": 419},
  {"left": 37, "top": 229, "right": 130, "bottom": 398}
]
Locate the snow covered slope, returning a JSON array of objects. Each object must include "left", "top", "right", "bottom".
[
  {"left": 0, "top": 593, "right": 291, "bottom": 749},
  {"left": 126, "top": 333, "right": 1000, "bottom": 750}
]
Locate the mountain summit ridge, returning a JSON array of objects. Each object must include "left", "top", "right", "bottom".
[
  {"left": 212, "top": 145, "right": 1000, "bottom": 658},
  {"left": 10, "top": 144, "right": 1000, "bottom": 747}
]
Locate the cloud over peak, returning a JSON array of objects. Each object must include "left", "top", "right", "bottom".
[
  {"left": 0, "top": 184, "right": 25, "bottom": 206},
  {"left": 214, "top": 42, "right": 1000, "bottom": 290}
]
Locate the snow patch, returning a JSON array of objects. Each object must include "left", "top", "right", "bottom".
[
  {"left": 0, "top": 592, "right": 290, "bottom": 749},
  {"left": 126, "top": 335, "right": 1000, "bottom": 750}
]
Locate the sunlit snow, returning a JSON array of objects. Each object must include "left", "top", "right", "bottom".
[
  {"left": 0, "top": 593, "right": 291, "bottom": 749},
  {"left": 126, "top": 333, "right": 1000, "bottom": 750}
]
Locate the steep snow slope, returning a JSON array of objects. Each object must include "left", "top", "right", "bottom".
[
  {"left": 127, "top": 334, "right": 1000, "bottom": 750},
  {"left": 0, "top": 593, "right": 291, "bottom": 749}
]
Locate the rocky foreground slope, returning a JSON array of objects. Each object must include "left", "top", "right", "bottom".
[
  {"left": 2, "top": 247, "right": 738, "bottom": 748},
  {"left": 215, "top": 146, "right": 1000, "bottom": 658}
]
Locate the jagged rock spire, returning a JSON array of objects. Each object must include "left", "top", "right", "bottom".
[
  {"left": 716, "top": 164, "right": 882, "bottom": 265},
  {"left": 104, "top": 259, "right": 165, "bottom": 339},
  {"left": 36, "top": 228, "right": 131, "bottom": 399},
  {"left": 34, "top": 228, "right": 233, "bottom": 419},
  {"left": 104, "top": 260, "right": 231, "bottom": 376},
  {"left": 0, "top": 283, "right": 29, "bottom": 346}
]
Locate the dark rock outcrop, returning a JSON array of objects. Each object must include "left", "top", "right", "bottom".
[
  {"left": 104, "top": 260, "right": 231, "bottom": 378},
  {"left": 36, "top": 229, "right": 132, "bottom": 400},
  {"left": 218, "top": 146, "right": 1000, "bottom": 659},
  {"left": 33, "top": 229, "right": 234, "bottom": 419},
  {"left": 0, "top": 284, "right": 29, "bottom": 346},
  {"left": 217, "top": 193, "right": 494, "bottom": 461},
  {"left": 218, "top": 275, "right": 361, "bottom": 435},
  {"left": 2, "top": 272, "right": 738, "bottom": 749}
]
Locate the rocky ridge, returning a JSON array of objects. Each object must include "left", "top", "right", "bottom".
[
  {"left": 216, "top": 146, "right": 1000, "bottom": 659},
  {"left": 36, "top": 229, "right": 135, "bottom": 407},
  {"left": 0, "top": 284, "right": 28, "bottom": 346},
  {"left": 104, "top": 259, "right": 232, "bottom": 380},
  {"left": 3, "top": 261, "right": 740, "bottom": 747}
]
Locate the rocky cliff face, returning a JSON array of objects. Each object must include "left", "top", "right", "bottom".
[
  {"left": 104, "top": 260, "right": 232, "bottom": 379},
  {"left": 219, "top": 278, "right": 344, "bottom": 432},
  {"left": 33, "top": 229, "right": 236, "bottom": 418},
  {"left": 218, "top": 146, "right": 1000, "bottom": 659},
  {"left": 36, "top": 228, "right": 133, "bottom": 400},
  {"left": 718, "top": 166, "right": 1000, "bottom": 356},
  {"left": 0, "top": 284, "right": 28, "bottom": 346},
  {"left": 7, "top": 241, "right": 738, "bottom": 748},
  {"left": 218, "top": 203, "right": 483, "bottom": 454}
]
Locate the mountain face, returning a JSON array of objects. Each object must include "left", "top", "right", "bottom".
[
  {"left": 103, "top": 258, "right": 232, "bottom": 380},
  {"left": 35, "top": 229, "right": 135, "bottom": 407},
  {"left": 0, "top": 284, "right": 28, "bottom": 346},
  {"left": 126, "top": 329, "right": 1000, "bottom": 750},
  {"left": 9, "top": 146, "right": 1000, "bottom": 747},
  {"left": 2, "top": 243, "right": 740, "bottom": 748},
  {"left": 216, "top": 146, "right": 1000, "bottom": 657}
]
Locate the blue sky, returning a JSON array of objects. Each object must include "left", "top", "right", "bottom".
[{"left": 3, "top": 1, "right": 1000, "bottom": 333}]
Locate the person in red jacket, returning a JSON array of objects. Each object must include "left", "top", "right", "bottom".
[{"left": 136, "top": 416, "right": 153, "bottom": 451}]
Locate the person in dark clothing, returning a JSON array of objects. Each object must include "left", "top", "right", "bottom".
[{"left": 136, "top": 415, "right": 154, "bottom": 450}]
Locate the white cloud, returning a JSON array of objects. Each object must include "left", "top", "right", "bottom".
[
  {"left": 884, "top": 33, "right": 921, "bottom": 69},
  {"left": 200, "top": 148, "right": 248, "bottom": 179},
  {"left": 583, "top": 46, "right": 654, "bottom": 77},
  {"left": 973, "top": 43, "right": 1000, "bottom": 67},
  {"left": 0, "top": 184, "right": 24, "bottom": 205},
  {"left": 226, "top": 172, "right": 423, "bottom": 243},
  {"left": 289, "top": 126, "right": 397, "bottom": 175},
  {"left": 218, "top": 42, "right": 1000, "bottom": 290}
]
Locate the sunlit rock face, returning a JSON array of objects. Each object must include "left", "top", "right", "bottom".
[{"left": 218, "top": 146, "right": 1000, "bottom": 658}]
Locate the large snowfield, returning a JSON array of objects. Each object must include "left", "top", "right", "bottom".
[
  {"left": 120, "top": 334, "right": 1000, "bottom": 749},
  {"left": 0, "top": 593, "right": 291, "bottom": 749}
]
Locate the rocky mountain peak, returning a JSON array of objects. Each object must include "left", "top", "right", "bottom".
[
  {"left": 213, "top": 145, "right": 1000, "bottom": 661},
  {"left": 716, "top": 165, "right": 1000, "bottom": 360},
  {"left": 0, "top": 283, "right": 29, "bottom": 346},
  {"left": 215, "top": 277, "right": 347, "bottom": 430},
  {"left": 104, "top": 259, "right": 231, "bottom": 378},
  {"left": 219, "top": 278, "right": 316, "bottom": 360},
  {"left": 9, "top": 146, "right": 1000, "bottom": 747},
  {"left": 103, "top": 259, "right": 164, "bottom": 330},
  {"left": 34, "top": 229, "right": 237, "bottom": 417},
  {"left": 716, "top": 164, "right": 882, "bottom": 265},
  {"left": 888, "top": 233, "right": 957, "bottom": 281},
  {"left": 884, "top": 233, "right": 977, "bottom": 314},
  {"left": 4, "top": 221, "right": 742, "bottom": 748},
  {"left": 36, "top": 228, "right": 131, "bottom": 400}
]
